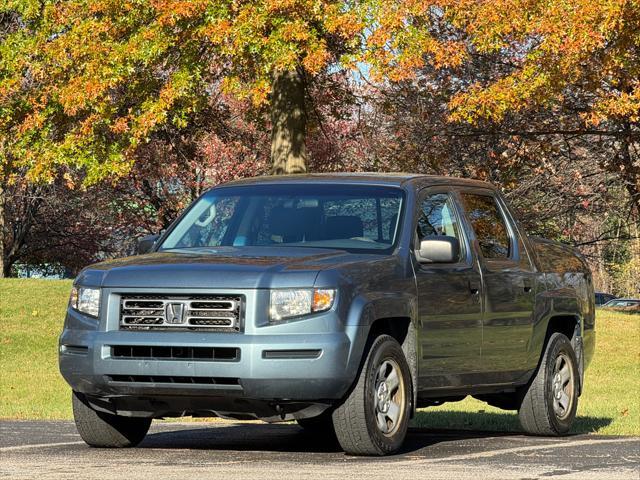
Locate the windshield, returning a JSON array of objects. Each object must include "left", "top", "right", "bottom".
[{"left": 159, "top": 184, "right": 405, "bottom": 252}]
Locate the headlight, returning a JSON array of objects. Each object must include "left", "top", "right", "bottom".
[
  {"left": 270, "top": 288, "right": 336, "bottom": 321},
  {"left": 69, "top": 286, "right": 101, "bottom": 318}
]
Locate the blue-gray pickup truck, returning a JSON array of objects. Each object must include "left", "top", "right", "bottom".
[{"left": 59, "top": 173, "right": 595, "bottom": 455}]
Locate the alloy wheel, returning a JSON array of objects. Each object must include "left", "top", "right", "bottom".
[{"left": 373, "top": 359, "right": 406, "bottom": 436}]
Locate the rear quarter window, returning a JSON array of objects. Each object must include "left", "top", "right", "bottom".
[{"left": 460, "top": 193, "right": 510, "bottom": 259}]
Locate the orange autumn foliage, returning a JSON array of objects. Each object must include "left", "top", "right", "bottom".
[{"left": 1, "top": 0, "right": 638, "bottom": 184}]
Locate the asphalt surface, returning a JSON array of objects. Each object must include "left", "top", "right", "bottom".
[{"left": 1, "top": 421, "right": 638, "bottom": 479}]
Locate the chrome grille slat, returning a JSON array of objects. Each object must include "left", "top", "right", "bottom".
[
  {"left": 189, "top": 300, "right": 235, "bottom": 311},
  {"left": 121, "top": 306, "right": 165, "bottom": 311},
  {"left": 119, "top": 294, "right": 242, "bottom": 331},
  {"left": 188, "top": 307, "right": 235, "bottom": 313}
]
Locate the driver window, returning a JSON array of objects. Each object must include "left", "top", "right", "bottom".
[{"left": 417, "top": 193, "right": 463, "bottom": 250}]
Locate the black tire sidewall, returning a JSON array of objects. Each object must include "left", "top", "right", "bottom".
[
  {"left": 72, "top": 391, "right": 151, "bottom": 447},
  {"left": 363, "top": 336, "right": 412, "bottom": 454}
]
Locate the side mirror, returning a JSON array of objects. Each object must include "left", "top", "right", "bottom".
[
  {"left": 137, "top": 234, "right": 160, "bottom": 255},
  {"left": 416, "top": 236, "right": 460, "bottom": 263}
]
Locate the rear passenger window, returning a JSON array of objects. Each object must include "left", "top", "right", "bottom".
[{"left": 460, "top": 194, "right": 510, "bottom": 259}]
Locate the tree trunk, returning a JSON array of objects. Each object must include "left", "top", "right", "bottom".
[
  {"left": 0, "top": 181, "right": 4, "bottom": 278},
  {"left": 618, "top": 125, "right": 640, "bottom": 212},
  {"left": 270, "top": 68, "right": 308, "bottom": 175}
]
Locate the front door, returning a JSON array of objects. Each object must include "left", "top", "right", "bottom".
[
  {"left": 458, "top": 190, "right": 536, "bottom": 382},
  {"left": 414, "top": 190, "right": 483, "bottom": 390}
]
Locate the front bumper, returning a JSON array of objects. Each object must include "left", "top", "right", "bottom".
[
  {"left": 59, "top": 287, "right": 366, "bottom": 419},
  {"left": 59, "top": 328, "right": 354, "bottom": 400}
]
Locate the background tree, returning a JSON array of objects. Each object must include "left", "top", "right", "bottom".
[
  {"left": 1, "top": 0, "right": 638, "bottom": 293},
  {"left": 3, "top": 1, "right": 637, "bottom": 184},
  {"left": 0, "top": 0, "right": 365, "bottom": 182},
  {"left": 353, "top": 0, "right": 640, "bottom": 207},
  {"left": 1, "top": 91, "right": 268, "bottom": 276},
  {"left": 0, "top": 0, "right": 361, "bottom": 276}
]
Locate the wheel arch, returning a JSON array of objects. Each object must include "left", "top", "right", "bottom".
[
  {"left": 532, "top": 288, "right": 585, "bottom": 358},
  {"left": 345, "top": 293, "right": 419, "bottom": 417},
  {"left": 545, "top": 314, "right": 581, "bottom": 343},
  {"left": 535, "top": 312, "right": 585, "bottom": 395},
  {"left": 360, "top": 315, "right": 418, "bottom": 418}
]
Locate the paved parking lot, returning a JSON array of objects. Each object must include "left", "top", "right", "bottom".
[{"left": 1, "top": 421, "right": 638, "bottom": 479}]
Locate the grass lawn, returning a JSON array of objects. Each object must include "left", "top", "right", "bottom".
[
  {"left": 1, "top": 278, "right": 73, "bottom": 419},
  {"left": 1, "top": 278, "right": 638, "bottom": 435}
]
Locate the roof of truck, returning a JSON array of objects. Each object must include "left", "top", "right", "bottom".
[{"left": 221, "top": 172, "right": 496, "bottom": 189}]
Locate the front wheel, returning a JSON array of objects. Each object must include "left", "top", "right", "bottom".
[
  {"left": 518, "top": 332, "right": 579, "bottom": 435},
  {"left": 332, "top": 335, "right": 412, "bottom": 456},
  {"left": 72, "top": 391, "right": 151, "bottom": 447}
]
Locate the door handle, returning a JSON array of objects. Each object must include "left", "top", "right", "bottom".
[{"left": 468, "top": 280, "right": 480, "bottom": 295}]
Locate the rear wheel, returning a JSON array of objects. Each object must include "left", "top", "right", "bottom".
[
  {"left": 518, "top": 333, "right": 579, "bottom": 435},
  {"left": 332, "top": 335, "right": 411, "bottom": 456},
  {"left": 72, "top": 391, "right": 151, "bottom": 447}
]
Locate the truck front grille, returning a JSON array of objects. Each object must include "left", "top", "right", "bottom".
[{"left": 119, "top": 294, "right": 242, "bottom": 331}]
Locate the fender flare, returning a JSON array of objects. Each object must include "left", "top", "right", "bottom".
[
  {"left": 344, "top": 292, "right": 419, "bottom": 414},
  {"left": 533, "top": 291, "right": 585, "bottom": 394}
]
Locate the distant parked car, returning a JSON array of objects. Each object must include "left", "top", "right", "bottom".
[
  {"left": 595, "top": 292, "right": 617, "bottom": 306},
  {"left": 602, "top": 298, "right": 640, "bottom": 313}
]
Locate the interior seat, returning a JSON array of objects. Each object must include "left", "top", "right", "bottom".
[{"left": 324, "top": 215, "right": 363, "bottom": 239}]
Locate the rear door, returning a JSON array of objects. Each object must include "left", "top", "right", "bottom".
[
  {"left": 413, "top": 188, "right": 483, "bottom": 389},
  {"left": 457, "top": 189, "right": 537, "bottom": 381}
]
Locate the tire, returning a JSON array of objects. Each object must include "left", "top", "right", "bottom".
[
  {"left": 518, "top": 332, "right": 579, "bottom": 435},
  {"left": 72, "top": 391, "right": 151, "bottom": 447},
  {"left": 332, "top": 335, "right": 412, "bottom": 456},
  {"left": 297, "top": 410, "right": 335, "bottom": 433}
]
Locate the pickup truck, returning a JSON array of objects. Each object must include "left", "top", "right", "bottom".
[{"left": 59, "top": 173, "right": 595, "bottom": 456}]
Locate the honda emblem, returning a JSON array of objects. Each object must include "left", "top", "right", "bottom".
[{"left": 166, "top": 302, "right": 186, "bottom": 324}]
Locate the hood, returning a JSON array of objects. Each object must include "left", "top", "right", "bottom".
[{"left": 76, "top": 246, "right": 362, "bottom": 289}]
